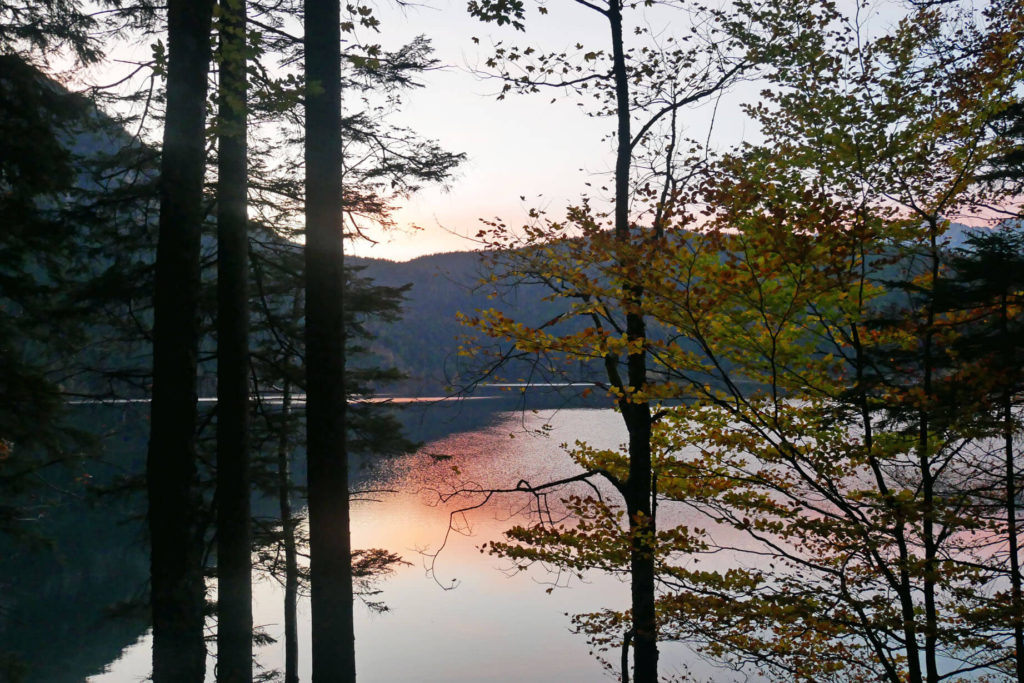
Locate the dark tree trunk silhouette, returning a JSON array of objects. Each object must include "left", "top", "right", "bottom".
[
  {"left": 147, "top": 1, "right": 215, "bottom": 681},
  {"left": 607, "top": 3, "right": 657, "bottom": 680},
  {"left": 946, "top": 229, "right": 1024, "bottom": 682},
  {"left": 278, "top": 377, "right": 300, "bottom": 683},
  {"left": 304, "top": 0, "right": 355, "bottom": 680},
  {"left": 1004, "top": 349, "right": 1024, "bottom": 683},
  {"left": 920, "top": 225, "right": 939, "bottom": 683},
  {"left": 215, "top": 0, "right": 252, "bottom": 679}
]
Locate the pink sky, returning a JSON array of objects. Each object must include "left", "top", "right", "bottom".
[{"left": 348, "top": 0, "right": 748, "bottom": 261}]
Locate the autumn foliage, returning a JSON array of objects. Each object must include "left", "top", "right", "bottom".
[{"left": 464, "top": 1, "right": 1024, "bottom": 681}]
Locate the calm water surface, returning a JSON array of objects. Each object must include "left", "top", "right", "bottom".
[{"left": 85, "top": 406, "right": 740, "bottom": 682}]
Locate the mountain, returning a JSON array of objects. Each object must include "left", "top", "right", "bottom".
[
  {"left": 353, "top": 250, "right": 583, "bottom": 393},
  {"left": 350, "top": 219, "right": 1024, "bottom": 397}
]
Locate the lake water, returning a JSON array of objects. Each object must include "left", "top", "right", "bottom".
[{"left": 63, "top": 402, "right": 745, "bottom": 683}]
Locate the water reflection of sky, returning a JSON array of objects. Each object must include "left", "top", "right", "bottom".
[{"left": 90, "top": 408, "right": 752, "bottom": 682}]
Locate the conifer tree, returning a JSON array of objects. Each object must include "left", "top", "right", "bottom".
[
  {"left": 214, "top": 0, "right": 253, "bottom": 678},
  {"left": 146, "top": 1, "right": 216, "bottom": 680},
  {"left": 302, "top": 0, "right": 355, "bottom": 677}
]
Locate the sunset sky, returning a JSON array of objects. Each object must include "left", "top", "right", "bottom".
[
  {"left": 73, "top": 0, "right": 905, "bottom": 262},
  {"left": 349, "top": 0, "right": 758, "bottom": 261}
]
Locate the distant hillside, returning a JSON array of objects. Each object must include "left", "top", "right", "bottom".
[
  {"left": 353, "top": 250, "right": 571, "bottom": 392},
  {"left": 351, "top": 221, "right": 1024, "bottom": 395}
]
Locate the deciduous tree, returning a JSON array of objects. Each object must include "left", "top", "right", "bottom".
[
  {"left": 462, "top": 1, "right": 1024, "bottom": 682},
  {"left": 461, "top": 1, "right": 746, "bottom": 680}
]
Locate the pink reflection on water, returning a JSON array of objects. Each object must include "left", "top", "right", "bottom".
[
  {"left": 346, "top": 408, "right": 747, "bottom": 682},
  {"left": 348, "top": 408, "right": 634, "bottom": 682},
  {"left": 352, "top": 409, "right": 613, "bottom": 588},
  {"left": 92, "top": 407, "right": 746, "bottom": 682}
]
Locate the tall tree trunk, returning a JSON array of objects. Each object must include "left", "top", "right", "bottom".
[
  {"left": 147, "top": 1, "right": 215, "bottom": 681},
  {"left": 855, "top": 243, "right": 921, "bottom": 683},
  {"left": 607, "top": 1, "right": 658, "bottom": 681},
  {"left": 304, "top": 0, "right": 355, "bottom": 680},
  {"left": 1006, "top": 393, "right": 1023, "bottom": 683},
  {"left": 1000, "top": 292, "right": 1024, "bottom": 683},
  {"left": 277, "top": 378, "right": 300, "bottom": 683},
  {"left": 215, "top": 0, "right": 252, "bottom": 679},
  {"left": 852, "top": 304, "right": 916, "bottom": 683},
  {"left": 921, "top": 224, "right": 939, "bottom": 683}
]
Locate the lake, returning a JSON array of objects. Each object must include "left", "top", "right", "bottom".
[{"left": 3, "top": 399, "right": 748, "bottom": 682}]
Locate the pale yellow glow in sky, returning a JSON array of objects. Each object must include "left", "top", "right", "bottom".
[{"left": 347, "top": 0, "right": 758, "bottom": 261}]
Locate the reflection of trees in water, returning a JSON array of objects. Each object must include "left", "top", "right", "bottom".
[
  {"left": 0, "top": 398, "right": 524, "bottom": 681},
  {"left": 0, "top": 395, "right": 595, "bottom": 681},
  {"left": 0, "top": 404, "right": 150, "bottom": 683}
]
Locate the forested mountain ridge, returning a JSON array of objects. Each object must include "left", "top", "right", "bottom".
[
  {"left": 351, "top": 219, "right": 1007, "bottom": 394},
  {"left": 349, "top": 252, "right": 485, "bottom": 389},
  {"left": 352, "top": 250, "right": 551, "bottom": 392}
]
